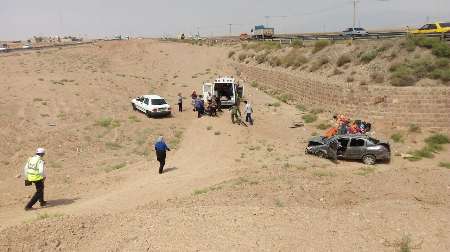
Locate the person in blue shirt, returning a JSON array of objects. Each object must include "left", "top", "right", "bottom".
[
  {"left": 195, "top": 95, "right": 205, "bottom": 118},
  {"left": 154, "top": 136, "right": 171, "bottom": 174}
]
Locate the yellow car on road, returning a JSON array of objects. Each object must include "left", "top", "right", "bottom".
[{"left": 410, "top": 22, "right": 450, "bottom": 34}]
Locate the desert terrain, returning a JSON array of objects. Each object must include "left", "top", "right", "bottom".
[{"left": 0, "top": 39, "right": 449, "bottom": 251}]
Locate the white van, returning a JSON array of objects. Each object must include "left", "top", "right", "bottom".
[{"left": 202, "top": 77, "right": 244, "bottom": 106}]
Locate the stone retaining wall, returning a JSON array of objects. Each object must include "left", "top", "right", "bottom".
[{"left": 237, "top": 64, "right": 450, "bottom": 129}]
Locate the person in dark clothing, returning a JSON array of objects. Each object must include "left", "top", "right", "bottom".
[
  {"left": 154, "top": 136, "right": 171, "bottom": 174},
  {"left": 327, "top": 139, "right": 339, "bottom": 163},
  {"left": 195, "top": 96, "right": 204, "bottom": 118},
  {"left": 194, "top": 97, "right": 200, "bottom": 117},
  {"left": 215, "top": 95, "right": 222, "bottom": 112},
  {"left": 177, "top": 93, "right": 183, "bottom": 112},
  {"left": 199, "top": 97, "right": 205, "bottom": 114},
  {"left": 230, "top": 104, "right": 241, "bottom": 124}
]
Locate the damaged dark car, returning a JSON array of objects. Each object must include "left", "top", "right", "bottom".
[{"left": 305, "top": 134, "right": 390, "bottom": 165}]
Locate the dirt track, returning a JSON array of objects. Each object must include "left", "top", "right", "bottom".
[{"left": 0, "top": 40, "right": 449, "bottom": 251}]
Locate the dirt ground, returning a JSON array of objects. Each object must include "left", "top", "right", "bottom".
[{"left": 0, "top": 40, "right": 449, "bottom": 251}]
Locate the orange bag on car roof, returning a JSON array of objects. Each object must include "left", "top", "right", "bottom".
[{"left": 325, "top": 127, "right": 338, "bottom": 138}]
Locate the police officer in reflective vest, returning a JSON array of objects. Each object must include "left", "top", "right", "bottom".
[{"left": 23, "top": 148, "right": 47, "bottom": 210}]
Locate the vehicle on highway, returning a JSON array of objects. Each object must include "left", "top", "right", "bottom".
[
  {"left": 252, "top": 25, "right": 274, "bottom": 39},
  {"left": 342, "top": 27, "right": 369, "bottom": 37},
  {"left": 240, "top": 33, "right": 250, "bottom": 41},
  {"left": 22, "top": 44, "right": 33, "bottom": 49},
  {"left": 410, "top": 22, "right": 450, "bottom": 34},
  {"left": 131, "top": 95, "right": 171, "bottom": 118},
  {"left": 305, "top": 134, "right": 390, "bottom": 165},
  {"left": 0, "top": 43, "right": 8, "bottom": 52},
  {"left": 202, "top": 77, "right": 244, "bottom": 106}
]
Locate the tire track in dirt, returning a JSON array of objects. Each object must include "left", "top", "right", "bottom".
[{"left": 0, "top": 109, "right": 246, "bottom": 230}]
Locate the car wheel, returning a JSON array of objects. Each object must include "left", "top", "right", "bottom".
[
  {"left": 132, "top": 104, "right": 137, "bottom": 111},
  {"left": 146, "top": 110, "right": 152, "bottom": 118},
  {"left": 362, "top": 155, "right": 376, "bottom": 165}
]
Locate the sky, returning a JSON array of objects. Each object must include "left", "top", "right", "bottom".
[{"left": 1, "top": 0, "right": 449, "bottom": 40}]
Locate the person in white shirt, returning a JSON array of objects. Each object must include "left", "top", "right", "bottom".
[{"left": 244, "top": 100, "right": 254, "bottom": 125}]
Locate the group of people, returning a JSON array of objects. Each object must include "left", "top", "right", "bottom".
[
  {"left": 19, "top": 91, "right": 255, "bottom": 211},
  {"left": 325, "top": 114, "right": 372, "bottom": 138},
  {"left": 191, "top": 91, "right": 222, "bottom": 118},
  {"left": 230, "top": 100, "right": 253, "bottom": 125}
]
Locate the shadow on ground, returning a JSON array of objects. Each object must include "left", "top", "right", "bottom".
[
  {"left": 45, "top": 198, "right": 79, "bottom": 208},
  {"left": 163, "top": 167, "right": 178, "bottom": 174}
]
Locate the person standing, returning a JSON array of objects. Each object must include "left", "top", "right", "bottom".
[
  {"left": 195, "top": 96, "right": 204, "bottom": 118},
  {"left": 23, "top": 148, "right": 47, "bottom": 210},
  {"left": 230, "top": 104, "right": 241, "bottom": 124},
  {"left": 244, "top": 100, "right": 253, "bottom": 125},
  {"left": 327, "top": 139, "right": 339, "bottom": 164},
  {"left": 191, "top": 91, "right": 197, "bottom": 111},
  {"left": 177, "top": 93, "right": 183, "bottom": 112},
  {"left": 215, "top": 95, "right": 222, "bottom": 112},
  {"left": 155, "top": 136, "right": 171, "bottom": 174}
]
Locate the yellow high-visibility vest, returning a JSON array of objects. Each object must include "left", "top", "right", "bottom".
[{"left": 26, "top": 156, "right": 44, "bottom": 182}]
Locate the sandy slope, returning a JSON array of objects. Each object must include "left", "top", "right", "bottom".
[{"left": 0, "top": 40, "right": 449, "bottom": 251}]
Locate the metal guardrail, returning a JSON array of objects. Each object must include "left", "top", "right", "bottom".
[
  {"left": 271, "top": 31, "right": 450, "bottom": 42},
  {"left": 0, "top": 41, "right": 95, "bottom": 54}
]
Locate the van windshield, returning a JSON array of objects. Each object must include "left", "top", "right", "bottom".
[
  {"left": 440, "top": 22, "right": 450, "bottom": 28},
  {"left": 151, "top": 99, "right": 167, "bottom": 105}
]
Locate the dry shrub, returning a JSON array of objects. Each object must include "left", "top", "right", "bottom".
[
  {"left": 390, "top": 57, "right": 449, "bottom": 86},
  {"left": 360, "top": 50, "right": 378, "bottom": 63},
  {"left": 310, "top": 56, "right": 329, "bottom": 72},
  {"left": 291, "top": 39, "right": 303, "bottom": 48},
  {"left": 370, "top": 72, "right": 385, "bottom": 83},
  {"left": 244, "top": 41, "right": 281, "bottom": 52},
  {"left": 280, "top": 49, "right": 308, "bottom": 69},
  {"left": 238, "top": 53, "right": 248, "bottom": 62},
  {"left": 336, "top": 54, "right": 352, "bottom": 67},
  {"left": 378, "top": 41, "right": 394, "bottom": 52},
  {"left": 255, "top": 52, "right": 269, "bottom": 64},
  {"left": 332, "top": 68, "right": 344, "bottom": 76},
  {"left": 269, "top": 56, "right": 282, "bottom": 67},
  {"left": 312, "top": 40, "right": 330, "bottom": 53}
]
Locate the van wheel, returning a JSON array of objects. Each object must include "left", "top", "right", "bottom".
[
  {"left": 146, "top": 111, "right": 152, "bottom": 118},
  {"left": 362, "top": 155, "right": 376, "bottom": 165},
  {"left": 132, "top": 104, "right": 137, "bottom": 111}
]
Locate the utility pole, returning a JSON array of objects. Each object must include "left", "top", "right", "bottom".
[
  {"left": 352, "top": 0, "right": 358, "bottom": 31},
  {"left": 226, "top": 24, "right": 242, "bottom": 37}
]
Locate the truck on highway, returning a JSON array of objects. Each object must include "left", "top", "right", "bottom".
[
  {"left": 252, "top": 25, "right": 274, "bottom": 39},
  {"left": 202, "top": 77, "right": 244, "bottom": 106}
]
